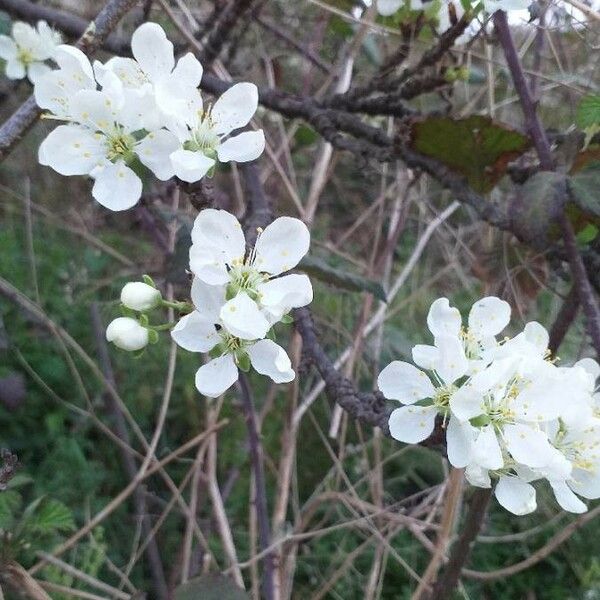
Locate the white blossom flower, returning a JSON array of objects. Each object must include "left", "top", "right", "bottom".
[
  {"left": 171, "top": 278, "right": 295, "bottom": 397},
  {"left": 378, "top": 333, "right": 469, "bottom": 445},
  {"left": 167, "top": 83, "right": 265, "bottom": 183},
  {"left": 106, "top": 317, "right": 149, "bottom": 351},
  {"left": 189, "top": 209, "right": 312, "bottom": 340},
  {"left": 415, "top": 296, "right": 511, "bottom": 376},
  {"left": 121, "top": 282, "right": 162, "bottom": 311},
  {"left": 0, "top": 21, "right": 61, "bottom": 83},
  {"left": 494, "top": 475, "right": 537, "bottom": 515},
  {"left": 95, "top": 22, "right": 203, "bottom": 125},
  {"left": 38, "top": 85, "right": 179, "bottom": 210}
]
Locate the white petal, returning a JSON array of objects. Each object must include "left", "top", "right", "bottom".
[
  {"left": 495, "top": 476, "right": 537, "bottom": 515},
  {"left": 258, "top": 273, "right": 313, "bottom": 318},
  {"left": 217, "top": 130, "right": 265, "bottom": 163},
  {"left": 195, "top": 354, "right": 238, "bottom": 398},
  {"left": 12, "top": 22, "right": 37, "bottom": 48},
  {"left": 569, "top": 467, "right": 600, "bottom": 500},
  {"left": 446, "top": 415, "right": 474, "bottom": 468},
  {"left": 131, "top": 22, "right": 174, "bottom": 82},
  {"left": 468, "top": 296, "right": 511, "bottom": 339},
  {"left": 100, "top": 56, "right": 148, "bottom": 89},
  {"left": 106, "top": 317, "right": 148, "bottom": 351},
  {"left": 435, "top": 334, "right": 468, "bottom": 384},
  {"left": 522, "top": 321, "right": 549, "bottom": 354},
  {"left": 171, "top": 312, "right": 219, "bottom": 353},
  {"left": 550, "top": 480, "right": 587, "bottom": 514},
  {"left": 377, "top": 0, "right": 403, "bottom": 15},
  {"left": 211, "top": 82, "right": 259, "bottom": 135},
  {"left": 70, "top": 89, "right": 119, "bottom": 132},
  {"left": 191, "top": 278, "right": 226, "bottom": 323},
  {"left": 220, "top": 291, "right": 270, "bottom": 340},
  {"left": 449, "top": 384, "right": 483, "bottom": 421},
  {"left": 154, "top": 53, "right": 203, "bottom": 117},
  {"left": 54, "top": 45, "right": 94, "bottom": 82},
  {"left": 248, "top": 339, "right": 295, "bottom": 383},
  {"left": 574, "top": 357, "right": 600, "bottom": 382},
  {"left": 137, "top": 130, "right": 180, "bottom": 180},
  {"left": 472, "top": 425, "right": 503, "bottom": 470},
  {"left": 377, "top": 361, "right": 435, "bottom": 404},
  {"left": 427, "top": 298, "right": 461, "bottom": 339},
  {"left": 172, "top": 52, "right": 203, "bottom": 87},
  {"left": 190, "top": 209, "right": 246, "bottom": 267},
  {"left": 170, "top": 148, "right": 215, "bottom": 183},
  {"left": 388, "top": 405, "right": 438, "bottom": 444},
  {"left": 38, "top": 125, "right": 105, "bottom": 175},
  {"left": 92, "top": 162, "right": 142, "bottom": 211},
  {"left": 503, "top": 424, "right": 555, "bottom": 469},
  {"left": 189, "top": 245, "right": 230, "bottom": 286},
  {"left": 253, "top": 216, "right": 310, "bottom": 276},
  {"left": 412, "top": 344, "right": 439, "bottom": 371},
  {"left": 26, "top": 61, "right": 51, "bottom": 84},
  {"left": 465, "top": 463, "right": 491, "bottom": 488},
  {"left": 5, "top": 58, "right": 26, "bottom": 80},
  {"left": 0, "top": 36, "right": 17, "bottom": 60}
]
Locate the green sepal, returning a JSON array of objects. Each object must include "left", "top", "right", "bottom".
[
  {"left": 147, "top": 329, "right": 159, "bottom": 344},
  {"left": 470, "top": 415, "right": 491, "bottom": 428},
  {"left": 280, "top": 313, "right": 294, "bottom": 325},
  {"left": 143, "top": 274, "right": 157, "bottom": 288},
  {"left": 120, "top": 305, "right": 136, "bottom": 318},
  {"left": 266, "top": 327, "right": 277, "bottom": 342},
  {"left": 226, "top": 285, "right": 238, "bottom": 301},
  {"left": 209, "top": 345, "right": 224, "bottom": 359},
  {"left": 132, "top": 348, "right": 146, "bottom": 359},
  {"left": 138, "top": 314, "right": 149, "bottom": 327},
  {"left": 236, "top": 352, "right": 251, "bottom": 373}
]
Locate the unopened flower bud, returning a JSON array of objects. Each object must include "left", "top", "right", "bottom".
[
  {"left": 106, "top": 317, "right": 149, "bottom": 351},
  {"left": 121, "top": 282, "right": 161, "bottom": 311}
]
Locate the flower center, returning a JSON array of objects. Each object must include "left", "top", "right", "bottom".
[
  {"left": 106, "top": 131, "right": 136, "bottom": 163},
  {"left": 185, "top": 109, "right": 220, "bottom": 155},
  {"left": 433, "top": 384, "right": 456, "bottom": 410},
  {"left": 226, "top": 262, "right": 267, "bottom": 301},
  {"left": 17, "top": 47, "right": 34, "bottom": 66}
]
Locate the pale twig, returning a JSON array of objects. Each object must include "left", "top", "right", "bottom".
[{"left": 36, "top": 552, "right": 130, "bottom": 600}]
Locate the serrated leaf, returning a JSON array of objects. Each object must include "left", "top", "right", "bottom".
[
  {"left": 175, "top": 575, "right": 250, "bottom": 600},
  {"left": 28, "top": 498, "right": 75, "bottom": 535},
  {"left": 300, "top": 256, "right": 386, "bottom": 302},
  {"left": 0, "top": 490, "right": 21, "bottom": 530},
  {"left": 409, "top": 115, "right": 530, "bottom": 193},
  {"left": 576, "top": 95, "right": 600, "bottom": 129}
]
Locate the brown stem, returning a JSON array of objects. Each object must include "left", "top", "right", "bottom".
[
  {"left": 238, "top": 373, "right": 275, "bottom": 600},
  {"left": 426, "top": 487, "right": 492, "bottom": 600},
  {"left": 494, "top": 9, "right": 600, "bottom": 357}
]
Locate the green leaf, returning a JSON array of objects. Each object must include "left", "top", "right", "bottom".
[
  {"left": 576, "top": 223, "right": 599, "bottom": 245},
  {"left": 28, "top": 498, "right": 75, "bottom": 535},
  {"left": 409, "top": 115, "right": 530, "bottom": 193},
  {"left": 299, "top": 256, "right": 387, "bottom": 302},
  {"left": 175, "top": 575, "right": 250, "bottom": 600},
  {"left": 576, "top": 95, "right": 600, "bottom": 129},
  {"left": 280, "top": 313, "right": 294, "bottom": 325},
  {"left": 0, "top": 490, "right": 22, "bottom": 530},
  {"left": 569, "top": 161, "right": 600, "bottom": 217}
]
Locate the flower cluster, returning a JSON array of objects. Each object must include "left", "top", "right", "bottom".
[
  {"left": 379, "top": 297, "right": 600, "bottom": 515},
  {"left": 34, "top": 22, "right": 264, "bottom": 211},
  {"left": 170, "top": 209, "right": 313, "bottom": 397},
  {"left": 0, "top": 20, "right": 61, "bottom": 83}
]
